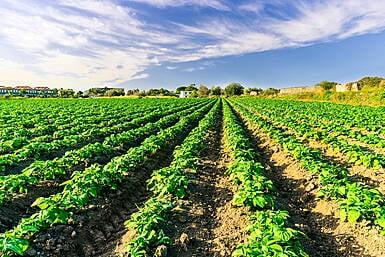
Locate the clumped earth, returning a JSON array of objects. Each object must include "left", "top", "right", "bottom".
[
  {"left": 243, "top": 121, "right": 385, "bottom": 257},
  {"left": 164, "top": 124, "right": 250, "bottom": 257}
]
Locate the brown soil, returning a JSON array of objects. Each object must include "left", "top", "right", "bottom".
[
  {"left": 247, "top": 107, "right": 385, "bottom": 195},
  {"left": 0, "top": 138, "right": 105, "bottom": 176},
  {"left": 0, "top": 154, "right": 116, "bottom": 232},
  {"left": 0, "top": 181, "right": 62, "bottom": 233},
  {"left": 304, "top": 139, "right": 385, "bottom": 194},
  {"left": 0, "top": 120, "right": 179, "bottom": 231},
  {"left": 24, "top": 146, "right": 175, "bottom": 257},
  {"left": 150, "top": 115, "right": 250, "bottom": 257},
  {"left": 236, "top": 110, "right": 385, "bottom": 257},
  {"left": 24, "top": 113, "right": 206, "bottom": 257}
]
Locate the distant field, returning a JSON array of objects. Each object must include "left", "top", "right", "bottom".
[{"left": 1, "top": 97, "right": 385, "bottom": 257}]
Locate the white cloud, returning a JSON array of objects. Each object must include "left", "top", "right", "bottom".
[
  {"left": 128, "top": 0, "right": 229, "bottom": 10},
  {"left": 269, "top": 0, "right": 385, "bottom": 43},
  {"left": 1, "top": 0, "right": 385, "bottom": 90},
  {"left": 130, "top": 73, "right": 149, "bottom": 80},
  {"left": 238, "top": 1, "right": 264, "bottom": 14},
  {"left": 184, "top": 67, "right": 196, "bottom": 72}
]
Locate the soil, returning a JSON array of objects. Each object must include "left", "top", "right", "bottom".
[
  {"left": 24, "top": 144, "right": 176, "bottom": 257},
  {"left": 0, "top": 153, "right": 116, "bottom": 232},
  {"left": 0, "top": 138, "right": 105, "bottom": 176},
  {"left": 23, "top": 115, "right": 203, "bottom": 257},
  {"left": 304, "top": 138, "right": 385, "bottom": 194},
  {"left": 134, "top": 111, "right": 250, "bottom": 257},
  {"left": 236, "top": 108, "right": 385, "bottom": 257},
  {"left": 0, "top": 181, "right": 62, "bottom": 233},
  {"left": 0, "top": 119, "right": 179, "bottom": 231},
  {"left": 249, "top": 107, "right": 385, "bottom": 195},
  {"left": 3, "top": 102, "right": 385, "bottom": 257}
]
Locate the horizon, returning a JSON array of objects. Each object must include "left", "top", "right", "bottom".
[{"left": 1, "top": 1, "right": 385, "bottom": 91}]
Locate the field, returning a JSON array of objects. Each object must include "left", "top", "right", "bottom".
[{"left": 1, "top": 98, "right": 385, "bottom": 257}]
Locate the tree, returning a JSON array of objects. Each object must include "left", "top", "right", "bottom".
[
  {"left": 262, "top": 88, "right": 279, "bottom": 96},
  {"left": 74, "top": 91, "right": 83, "bottom": 98},
  {"left": 126, "top": 89, "right": 140, "bottom": 96},
  {"left": 188, "top": 90, "right": 198, "bottom": 98},
  {"left": 138, "top": 90, "right": 146, "bottom": 97},
  {"left": 58, "top": 88, "right": 75, "bottom": 98},
  {"left": 176, "top": 86, "right": 187, "bottom": 93},
  {"left": 358, "top": 77, "right": 385, "bottom": 88},
  {"left": 316, "top": 81, "right": 337, "bottom": 91},
  {"left": 198, "top": 85, "right": 209, "bottom": 97},
  {"left": 105, "top": 88, "right": 125, "bottom": 97},
  {"left": 210, "top": 86, "right": 222, "bottom": 96},
  {"left": 185, "top": 84, "right": 198, "bottom": 91},
  {"left": 225, "top": 83, "right": 244, "bottom": 96}
]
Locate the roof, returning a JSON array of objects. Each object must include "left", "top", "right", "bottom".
[{"left": 15, "top": 86, "right": 32, "bottom": 89}]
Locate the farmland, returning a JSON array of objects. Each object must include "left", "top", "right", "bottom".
[{"left": 1, "top": 98, "right": 385, "bottom": 257}]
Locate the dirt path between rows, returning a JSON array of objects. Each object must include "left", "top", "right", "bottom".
[
  {"left": 164, "top": 112, "right": 249, "bottom": 257},
  {"left": 236, "top": 110, "right": 385, "bottom": 257},
  {"left": 245, "top": 107, "right": 385, "bottom": 196},
  {"left": 24, "top": 134, "right": 188, "bottom": 257}
]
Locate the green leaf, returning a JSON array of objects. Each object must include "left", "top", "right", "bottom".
[
  {"left": 347, "top": 209, "right": 361, "bottom": 223},
  {"left": 375, "top": 217, "right": 385, "bottom": 228},
  {"left": 339, "top": 209, "right": 347, "bottom": 221},
  {"left": 270, "top": 244, "right": 284, "bottom": 252}
]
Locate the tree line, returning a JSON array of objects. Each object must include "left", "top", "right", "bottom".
[{"left": 11, "top": 83, "right": 281, "bottom": 99}]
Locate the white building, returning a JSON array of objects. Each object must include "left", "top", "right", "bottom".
[
  {"left": 336, "top": 82, "right": 359, "bottom": 92},
  {"left": 179, "top": 91, "right": 192, "bottom": 98}
]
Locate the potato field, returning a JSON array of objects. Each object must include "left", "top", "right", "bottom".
[{"left": 1, "top": 98, "right": 385, "bottom": 257}]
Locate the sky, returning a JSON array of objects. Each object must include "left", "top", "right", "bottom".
[{"left": 0, "top": 0, "right": 385, "bottom": 91}]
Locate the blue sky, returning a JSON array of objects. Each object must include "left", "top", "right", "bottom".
[{"left": 0, "top": 0, "right": 385, "bottom": 90}]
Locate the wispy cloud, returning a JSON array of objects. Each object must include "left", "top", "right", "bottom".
[
  {"left": 184, "top": 67, "right": 196, "bottom": 72},
  {"left": 130, "top": 73, "right": 149, "bottom": 80},
  {"left": 0, "top": 0, "right": 385, "bottom": 89},
  {"left": 128, "top": 0, "right": 229, "bottom": 11},
  {"left": 238, "top": 1, "right": 264, "bottom": 14}
]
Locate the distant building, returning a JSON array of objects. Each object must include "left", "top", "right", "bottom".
[
  {"left": 351, "top": 82, "right": 360, "bottom": 91},
  {"left": 335, "top": 84, "right": 346, "bottom": 92},
  {"left": 279, "top": 85, "right": 320, "bottom": 95},
  {"left": 179, "top": 91, "right": 192, "bottom": 98},
  {"left": 0, "top": 86, "right": 55, "bottom": 96},
  {"left": 336, "top": 82, "right": 360, "bottom": 92}
]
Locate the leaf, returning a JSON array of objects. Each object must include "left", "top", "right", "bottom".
[
  {"left": 347, "top": 209, "right": 361, "bottom": 223},
  {"left": 4, "top": 238, "right": 29, "bottom": 255},
  {"left": 270, "top": 244, "right": 284, "bottom": 252},
  {"left": 375, "top": 217, "right": 385, "bottom": 228},
  {"left": 339, "top": 209, "right": 347, "bottom": 221}
]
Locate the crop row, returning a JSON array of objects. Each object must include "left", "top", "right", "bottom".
[
  {"left": 0, "top": 99, "right": 204, "bottom": 144},
  {"left": 230, "top": 99, "right": 385, "bottom": 233},
  {"left": 264, "top": 100, "right": 385, "bottom": 133},
  {"left": 0, "top": 100, "right": 130, "bottom": 138},
  {"left": 0, "top": 100, "right": 213, "bottom": 256},
  {"left": 0, "top": 100, "right": 206, "bottom": 174},
  {"left": 222, "top": 100, "right": 308, "bottom": 257},
  {"left": 236, "top": 97, "right": 385, "bottom": 169},
  {"left": 0, "top": 99, "right": 176, "bottom": 131},
  {"left": 241, "top": 99, "right": 385, "bottom": 151},
  {"left": 0, "top": 105, "right": 161, "bottom": 155},
  {"left": 0, "top": 100, "right": 213, "bottom": 205},
  {"left": 125, "top": 100, "right": 220, "bottom": 256}
]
